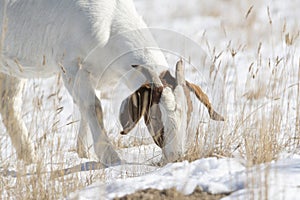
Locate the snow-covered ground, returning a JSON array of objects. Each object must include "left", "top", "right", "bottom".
[
  {"left": 69, "top": 0, "right": 300, "bottom": 199},
  {"left": 1, "top": 0, "right": 299, "bottom": 199},
  {"left": 70, "top": 155, "right": 300, "bottom": 200}
]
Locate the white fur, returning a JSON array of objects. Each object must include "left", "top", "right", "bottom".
[
  {"left": 160, "top": 85, "right": 188, "bottom": 162},
  {"left": 0, "top": 0, "right": 184, "bottom": 164}
]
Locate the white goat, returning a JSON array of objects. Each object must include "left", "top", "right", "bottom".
[{"left": 0, "top": 0, "right": 223, "bottom": 165}]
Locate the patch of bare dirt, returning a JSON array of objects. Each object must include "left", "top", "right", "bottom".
[{"left": 114, "top": 187, "right": 229, "bottom": 200}]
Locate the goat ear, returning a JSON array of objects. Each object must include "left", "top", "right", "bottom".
[
  {"left": 186, "top": 81, "right": 225, "bottom": 121},
  {"left": 143, "top": 104, "right": 165, "bottom": 148},
  {"left": 119, "top": 84, "right": 151, "bottom": 135}
]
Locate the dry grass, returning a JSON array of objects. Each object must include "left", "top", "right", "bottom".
[
  {"left": 0, "top": 75, "right": 97, "bottom": 199},
  {"left": 1, "top": 0, "right": 300, "bottom": 199},
  {"left": 181, "top": 0, "right": 299, "bottom": 163}
]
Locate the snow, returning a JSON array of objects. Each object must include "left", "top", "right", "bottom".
[
  {"left": 1, "top": 0, "right": 300, "bottom": 199},
  {"left": 68, "top": 0, "right": 300, "bottom": 199},
  {"left": 224, "top": 156, "right": 300, "bottom": 200},
  {"left": 69, "top": 156, "right": 300, "bottom": 200}
]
